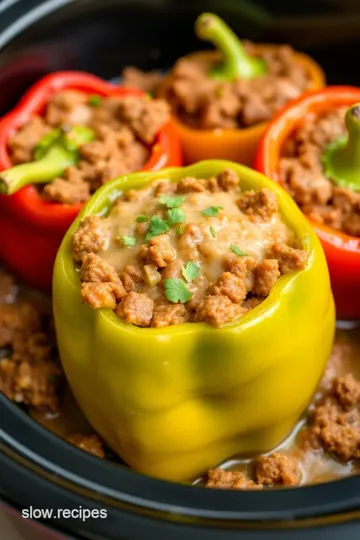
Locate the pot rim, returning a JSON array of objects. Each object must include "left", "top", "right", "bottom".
[
  {"left": 0, "top": 0, "right": 74, "bottom": 51},
  {"left": 1, "top": 394, "right": 360, "bottom": 526}
]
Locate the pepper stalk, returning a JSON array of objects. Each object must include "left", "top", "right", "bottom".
[
  {"left": 0, "top": 125, "right": 95, "bottom": 196},
  {"left": 323, "top": 103, "right": 360, "bottom": 192},
  {"left": 195, "top": 12, "right": 267, "bottom": 81}
]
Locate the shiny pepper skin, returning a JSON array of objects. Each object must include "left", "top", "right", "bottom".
[{"left": 53, "top": 160, "right": 335, "bottom": 481}]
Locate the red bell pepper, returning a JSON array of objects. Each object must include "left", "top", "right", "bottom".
[
  {"left": 254, "top": 86, "right": 360, "bottom": 320},
  {"left": 0, "top": 71, "right": 182, "bottom": 292}
]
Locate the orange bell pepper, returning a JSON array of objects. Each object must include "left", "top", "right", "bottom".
[{"left": 159, "top": 13, "right": 325, "bottom": 166}]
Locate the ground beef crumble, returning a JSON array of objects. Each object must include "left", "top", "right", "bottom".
[
  {"left": 72, "top": 216, "right": 111, "bottom": 262},
  {"left": 8, "top": 90, "right": 170, "bottom": 205},
  {"left": 237, "top": 188, "right": 278, "bottom": 221},
  {"left": 309, "top": 373, "right": 360, "bottom": 462},
  {"left": 0, "top": 267, "right": 109, "bottom": 458},
  {"left": 121, "top": 66, "right": 164, "bottom": 95},
  {"left": 151, "top": 303, "right": 190, "bottom": 328},
  {"left": 255, "top": 453, "right": 301, "bottom": 486},
  {"left": 333, "top": 373, "right": 360, "bottom": 410},
  {"left": 194, "top": 295, "right": 244, "bottom": 327},
  {"left": 0, "top": 273, "right": 62, "bottom": 413},
  {"left": 121, "top": 264, "right": 144, "bottom": 292},
  {"left": 279, "top": 107, "right": 360, "bottom": 237},
  {"left": 205, "top": 452, "right": 301, "bottom": 489},
  {"left": 81, "top": 282, "right": 126, "bottom": 310},
  {"left": 161, "top": 44, "right": 310, "bottom": 130},
  {"left": 206, "top": 468, "right": 262, "bottom": 490},
  {"left": 66, "top": 433, "right": 105, "bottom": 458},
  {"left": 72, "top": 169, "right": 308, "bottom": 328},
  {"left": 115, "top": 291, "right": 154, "bottom": 327}
]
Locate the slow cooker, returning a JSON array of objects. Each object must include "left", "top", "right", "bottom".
[{"left": 0, "top": 1, "right": 359, "bottom": 539}]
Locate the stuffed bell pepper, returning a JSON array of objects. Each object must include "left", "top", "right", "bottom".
[
  {"left": 0, "top": 71, "right": 182, "bottom": 292},
  {"left": 158, "top": 13, "right": 325, "bottom": 165},
  {"left": 255, "top": 87, "right": 360, "bottom": 319},
  {"left": 53, "top": 160, "right": 335, "bottom": 482}
]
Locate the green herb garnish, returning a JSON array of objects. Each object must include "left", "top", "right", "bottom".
[
  {"left": 136, "top": 215, "right": 148, "bottom": 223},
  {"left": 176, "top": 225, "right": 184, "bottom": 236},
  {"left": 123, "top": 236, "right": 137, "bottom": 247},
  {"left": 88, "top": 94, "right": 102, "bottom": 107},
  {"left": 167, "top": 208, "right": 185, "bottom": 226},
  {"left": 145, "top": 216, "right": 170, "bottom": 241},
  {"left": 164, "top": 278, "right": 193, "bottom": 304},
  {"left": 210, "top": 226, "right": 216, "bottom": 238},
  {"left": 182, "top": 261, "right": 200, "bottom": 283},
  {"left": 159, "top": 194, "right": 186, "bottom": 208},
  {"left": 230, "top": 244, "right": 248, "bottom": 257},
  {"left": 201, "top": 206, "right": 223, "bottom": 217}
]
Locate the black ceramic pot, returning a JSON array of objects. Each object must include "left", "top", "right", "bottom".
[{"left": 0, "top": 1, "right": 360, "bottom": 539}]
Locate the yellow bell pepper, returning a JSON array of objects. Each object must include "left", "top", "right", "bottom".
[{"left": 53, "top": 160, "right": 335, "bottom": 482}]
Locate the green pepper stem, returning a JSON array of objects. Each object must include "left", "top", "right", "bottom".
[
  {"left": 0, "top": 126, "right": 95, "bottom": 196},
  {"left": 195, "top": 12, "right": 267, "bottom": 81},
  {"left": 322, "top": 104, "right": 360, "bottom": 192}
]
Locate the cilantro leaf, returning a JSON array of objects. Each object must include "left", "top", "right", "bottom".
[
  {"left": 201, "top": 206, "right": 223, "bottom": 217},
  {"left": 145, "top": 216, "right": 170, "bottom": 241},
  {"left": 182, "top": 261, "right": 200, "bottom": 283},
  {"left": 159, "top": 194, "right": 186, "bottom": 208},
  {"left": 136, "top": 215, "right": 148, "bottom": 223},
  {"left": 167, "top": 208, "right": 185, "bottom": 226},
  {"left": 176, "top": 225, "right": 184, "bottom": 236},
  {"left": 210, "top": 226, "right": 216, "bottom": 238},
  {"left": 88, "top": 94, "right": 102, "bottom": 107},
  {"left": 164, "top": 278, "right": 193, "bottom": 304},
  {"left": 230, "top": 244, "right": 248, "bottom": 257},
  {"left": 123, "top": 236, "right": 136, "bottom": 247}
]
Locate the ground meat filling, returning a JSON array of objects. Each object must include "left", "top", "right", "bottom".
[
  {"left": 0, "top": 267, "right": 107, "bottom": 458},
  {"left": 206, "top": 452, "right": 301, "bottom": 489},
  {"left": 72, "top": 168, "right": 308, "bottom": 328},
  {"left": 66, "top": 433, "right": 105, "bottom": 458},
  {"left": 162, "top": 44, "right": 310, "bottom": 130},
  {"left": 8, "top": 91, "right": 170, "bottom": 205},
  {"left": 309, "top": 373, "right": 360, "bottom": 462},
  {"left": 255, "top": 453, "right": 301, "bottom": 486},
  {"left": 279, "top": 107, "right": 360, "bottom": 237},
  {"left": 206, "top": 468, "right": 262, "bottom": 490},
  {"left": 0, "top": 274, "right": 62, "bottom": 413},
  {"left": 121, "top": 67, "right": 164, "bottom": 95}
]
